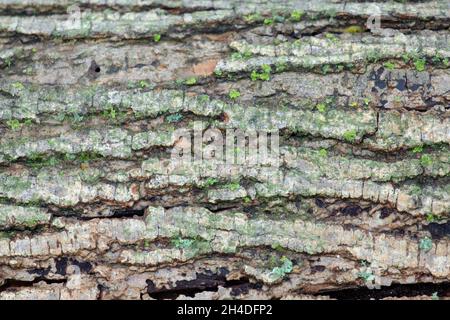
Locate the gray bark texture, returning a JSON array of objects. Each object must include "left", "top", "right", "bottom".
[{"left": 0, "top": 0, "right": 449, "bottom": 300}]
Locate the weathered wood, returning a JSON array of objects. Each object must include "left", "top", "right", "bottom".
[{"left": 0, "top": 0, "right": 449, "bottom": 300}]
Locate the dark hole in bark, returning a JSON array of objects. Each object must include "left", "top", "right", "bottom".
[
  {"left": 110, "top": 208, "right": 146, "bottom": 218},
  {"left": 0, "top": 278, "right": 66, "bottom": 292},
  {"left": 318, "top": 282, "right": 450, "bottom": 300},
  {"left": 426, "top": 221, "right": 450, "bottom": 240},
  {"left": 72, "top": 260, "right": 93, "bottom": 273},
  {"left": 315, "top": 198, "right": 325, "bottom": 208},
  {"left": 55, "top": 257, "right": 93, "bottom": 275},
  {"left": 341, "top": 205, "right": 362, "bottom": 216},
  {"left": 146, "top": 273, "right": 261, "bottom": 299},
  {"left": 55, "top": 257, "right": 68, "bottom": 275},
  {"left": 379, "top": 207, "right": 393, "bottom": 219},
  {"left": 311, "top": 265, "right": 326, "bottom": 273},
  {"left": 27, "top": 266, "right": 51, "bottom": 277},
  {"left": 88, "top": 60, "right": 101, "bottom": 76}
]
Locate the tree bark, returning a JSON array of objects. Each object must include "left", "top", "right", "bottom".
[{"left": 0, "top": 0, "right": 449, "bottom": 300}]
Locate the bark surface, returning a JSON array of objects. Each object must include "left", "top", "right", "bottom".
[{"left": 0, "top": 0, "right": 449, "bottom": 300}]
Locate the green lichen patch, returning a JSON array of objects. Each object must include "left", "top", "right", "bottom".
[
  {"left": 0, "top": 204, "right": 51, "bottom": 229},
  {"left": 269, "top": 256, "right": 294, "bottom": 280},
  {"left": 419, "top": 237, "right": 433, "bottom": 252}
]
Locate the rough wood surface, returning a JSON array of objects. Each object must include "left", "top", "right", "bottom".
[{"left": 0, "top": 0, "right": 449, "bottom": 300}]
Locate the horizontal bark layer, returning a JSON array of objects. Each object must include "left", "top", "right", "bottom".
[{"left": 0, "top": 0, "right": 449, "bottom": 300}]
